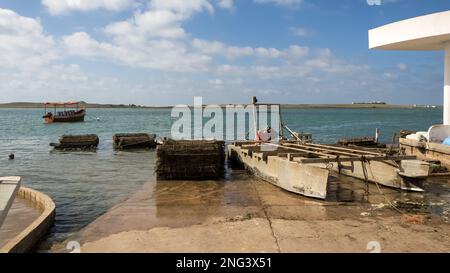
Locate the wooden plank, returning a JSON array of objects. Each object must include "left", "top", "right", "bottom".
[
  {"left": 265, "top": 143, "right": 338, "bottom": 159},
  {"left": 302, "top": 143, "right": 383, "bottom": 156},
  {"left": 276, "top": 152, "right": 312, "bottom": 161},
  {"left": 261, "top": 151, "right": 292, "bottom": 160},
  {"left": 283, "top": 143, "right": 380, "bottom": 158},
  {"left": 296, "top": 155, "right": 417, "bottom": 164},
  {"left": 399, "top": 138, "right": 425, "bottom": 148}
]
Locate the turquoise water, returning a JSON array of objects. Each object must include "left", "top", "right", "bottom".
[
  {"left": 282, "top": 108, "right": 442, "bottom": 143},
  {"left": 0, "top": 107, "right": 442, "bottom": 245}
]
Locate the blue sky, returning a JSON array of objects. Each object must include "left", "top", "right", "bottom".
[{"left": 0, "top": 0, "right": 448, "bottom": 105}]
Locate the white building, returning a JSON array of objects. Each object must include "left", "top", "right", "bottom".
[{"left": 369, "top": 10, "right": 450, "bottom": 125}]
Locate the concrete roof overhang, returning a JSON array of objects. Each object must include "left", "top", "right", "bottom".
[{"left": 369, "top": 10, "right": 450, "bottom": 51}]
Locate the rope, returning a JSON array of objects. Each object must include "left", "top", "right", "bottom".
[
  {"left": 361, "top": 156, "right": 370, "bottom": 196},
  {"left": 360, "top": 157, "right": 404, "bottom": 214},
  {"left": 336, "top": 156, "right": 342, "bottom": 174},
  {"left": 373, "top": 178, "right": 405, "bottom": 215},
  {"left": 326, "top": 162, "right": 334, "bottom": 170}
]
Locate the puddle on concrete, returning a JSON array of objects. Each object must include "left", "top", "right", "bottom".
[
  {"left": 326, "top": 173, "right": 450, "bottom": 221},
  {"left": 142, "top": 169, "right": 450, "bottom": 226}
]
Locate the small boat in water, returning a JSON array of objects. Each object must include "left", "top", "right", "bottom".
[{"left": 43, "top": 102, "right": 86, "bottom": 123}]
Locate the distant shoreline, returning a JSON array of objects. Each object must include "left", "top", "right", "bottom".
[
  {"left": 0, "top": 102, "right": 441, "bottom": 109},
  {"left": 0, "top": 102, "right": 170, "bottom": 109}
]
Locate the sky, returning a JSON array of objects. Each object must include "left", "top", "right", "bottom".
[{"left": 0, "top": 0, "right": 449, "bottom": 105}]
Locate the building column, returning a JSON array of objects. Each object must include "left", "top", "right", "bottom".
[{"left": 444, "top": 42, "right": 450, "bottom": 125}]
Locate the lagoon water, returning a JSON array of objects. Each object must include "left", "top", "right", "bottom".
[{"left": 0, "top": 107, "right": 442, "bottom": 246}]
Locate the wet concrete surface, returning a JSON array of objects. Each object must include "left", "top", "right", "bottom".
[
  {"left": 51, "top": 168, "right": 450, "bottom": 253},
  {"left": 0, "top": 197, "right": 40, "bottom": 248}
]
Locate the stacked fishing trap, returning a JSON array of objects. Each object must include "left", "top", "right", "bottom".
[
  {"left": 113, "top": 133, "right": 157, "bottom": 150},
  {"left": 156, "top": 139, "right": 225, "bottom": 180},
  {"left": 50, "top": 134, "right": 99, "bottom": 150}
]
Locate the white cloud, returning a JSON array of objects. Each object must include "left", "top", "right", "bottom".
[
  {"left": 0, "top": 8, "right": 131, "bottom": 103},
  {"left": 150, "top": 0, "right": 214, "bottom": 16},
  {"left": 212, "top": 47, "right": 369, "bottom": 80},
  {"left": 192, "top": 39, "right": 254, "bottom": 58},
  {"left": 208, "top": 78, "right": 224, "bottom": 88},
  {"left": 217, "top": 0, "right": 234, "bottom": 9},
  {"left": 42, "top": 0, "right": 135, "bottom": 15},
  {"left": 62, "top": 1, "right": 216, "bottom": 71},
  {"left": 0, "top": 63, "right": 133, "bottom": 103},
  {"left": 290, "top": 27, "right": 309, "bottom": 37},
  {"left": 254, "top": 47, "right": 284, "bottom": 58},
  {"left": 192, "top": 39, "right": 307, "bottom": 59},
  {"left": 105, "top": 9, "right": 186, "bottom": 40},
  {"left": 0, "top": 8, "right": 57, "bottom": 69},
  {"left": 63, "top": 32, "right": 211, "bottom": 72},
  {"left": 397, "top": 63, "right": 408, "bottom": 71},
  {"left": 1, "top": 5, "right": 411, "bottom": 105},
  {"left": 62, "top": 32, "right": 111, "bottom": 57},
  {"left": 383, "top": 72, "right": 398, "bottom": 79},
  {"left": 286, "top": 45, "right": 309, "bottom": 58},
  {"left": 254, "top": 0, "right": 303, "bottom": 7}
]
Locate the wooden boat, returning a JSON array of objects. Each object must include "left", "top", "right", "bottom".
[
  {"left": 228, "top": 97, "right": 429, "bottom": 200},
  {"left": 228, "top": 141, "right": 427, "bottom": 200},
  {"left": 43, "top": 102, "right": 86, "bottom": 123}
]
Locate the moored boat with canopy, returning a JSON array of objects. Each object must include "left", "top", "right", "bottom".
[{"left": 42, "top": 102, "right": 86, "bottom": 123}]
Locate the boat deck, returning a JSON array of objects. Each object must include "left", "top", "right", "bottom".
[{"left": 237, "top": 141, "right": 416, "bottom": 164}]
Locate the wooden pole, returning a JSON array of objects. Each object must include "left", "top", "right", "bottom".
[
  {"left": 284, "top": 125, "right": 301, "bottom": 141},
  {"left": 252, "top": 97, "right": 258, "bottom": 140}
]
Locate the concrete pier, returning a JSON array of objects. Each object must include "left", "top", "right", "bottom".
[{"left": 54, "top": 171, "right": 450, "bottom": 253}]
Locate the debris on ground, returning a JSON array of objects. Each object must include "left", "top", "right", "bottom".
[
  {"left": 394, "top": 200, "right": 428, "bottom": 212},
  {"left": 401, "top": 214, "right": 427, "bottom": 225},
  {"left": 371, "top": 203, "right": 388, "bottom": 210}
]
